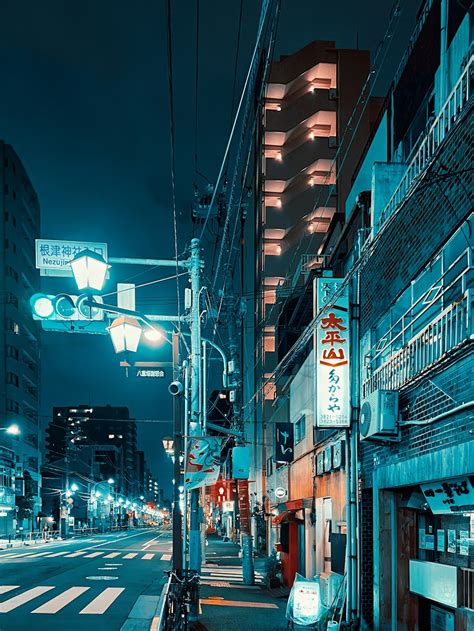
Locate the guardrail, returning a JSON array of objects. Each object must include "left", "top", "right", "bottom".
[
  {"left": 378, "top": 55, "right": 473, "bottom": 231},
  {"left": 155, "top": 573, "right": 172, "bottom": 630}
]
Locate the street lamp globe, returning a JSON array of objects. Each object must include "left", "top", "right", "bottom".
[
  {"left": 107, "top": 478, "right": 115, "bottom": 485},
  {"left": 162, "top": 436, "right": 174, "bottom": 455},
  {"left": 70, "top": 483, "right": 79, "bottom": 492},
  {"left": 5, "top": 424, "right": 20, "bottom": 436},
  {"left": 143, "top": 327, "right": 164, "bottom": 344},
  {"left": 69, "top": 249, "right": 109, "bottom": 292},
  {"left": 108, "top": 316, "right": 142, "bottom": 354}
]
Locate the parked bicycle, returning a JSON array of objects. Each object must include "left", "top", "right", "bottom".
[{"left": 164, "top": 569, "right": 200, "bottom": 631}]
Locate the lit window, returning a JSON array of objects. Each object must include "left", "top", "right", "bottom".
[
  {"left": 108, "top": 434, "right": 115, "bottom": 439},
  {"left": 294, "top": 415, "right": 306, "bottom": 444}
]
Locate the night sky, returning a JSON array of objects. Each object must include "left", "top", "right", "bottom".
[{"left": 0, "top": 0, "right": 420, "bottom": 496}]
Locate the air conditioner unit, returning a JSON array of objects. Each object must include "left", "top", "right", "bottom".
[{"left": 359, "top": 389, "right": 399, "bottom": 441}]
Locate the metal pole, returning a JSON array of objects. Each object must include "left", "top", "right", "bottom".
[
  {"left": 183, "top": 360, "right": 189, "bottom": 570},
  {"left": 172, "top": 332, "right": 183, "bottom": 573},
  {"left": 189, "top": 238, "right": 202, "bottom": 618},
  {"left": 109, "top": 256, "right": 188, "bottom": 269}
]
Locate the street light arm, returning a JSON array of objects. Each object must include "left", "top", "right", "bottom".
[{"left": 109, "top": 257, "right": 188, "bottom": 270}]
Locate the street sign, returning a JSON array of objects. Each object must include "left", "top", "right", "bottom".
[
  {"left": 35, "top": 239, "right": 108, "bottom": 277},
  {"left": 275, "top": 487, "right": 287, "bottom": 499},
  {"left": 136, "top": 369, "right": 166, "bottom": 378},
  {"left": 274, "top": 422, "right": 294, "bottom": 463}
]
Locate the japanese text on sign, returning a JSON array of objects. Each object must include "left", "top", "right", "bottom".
[
  {"left": 421, "top": 476, "right": 474, "bottom": 513},
  {"left": 316, "top": 278, "right": 350, "bottom": 427},
  {"left": 274, "top": 422, "right": 294, "bottom": 463},
  {"left": 35, "top": 239, "right": 108, "bottom": 277}
]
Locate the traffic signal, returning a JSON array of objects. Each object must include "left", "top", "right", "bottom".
[{"left": 30, "top": 293, "right": 104, "bottom": 321}]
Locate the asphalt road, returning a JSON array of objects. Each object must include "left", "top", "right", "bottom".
[{"left": 0, "top": 527, "right": 172, "bottom": 630}]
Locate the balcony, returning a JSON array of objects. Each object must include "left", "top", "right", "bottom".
[
  {"left": 275, "top": 253, "right": 330, "bottom": 300},
  {"left": 377, "top": 55, "right": 473, "bottom": 232}
]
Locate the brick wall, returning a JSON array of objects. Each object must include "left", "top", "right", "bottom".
[
  {"left": 360, "top": 488, "right": 374, "bottom": 628},
  {"left": 359, "top": 103, "right": 473, "bottom": 336},
  {"left": 361, "top": 350, "right": 473, "bottom": 486}
]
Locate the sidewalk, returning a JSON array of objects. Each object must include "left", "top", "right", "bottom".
[{"left": 195, "top": 535, "right": 291, "bottom": 631}]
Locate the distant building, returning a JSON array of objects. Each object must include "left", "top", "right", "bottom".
[
  {"left": 0, "top": 141, "right": 41, "bottom": 536},
  {"left": 136, "top": 450, "right": 145, "bottom": 498}
]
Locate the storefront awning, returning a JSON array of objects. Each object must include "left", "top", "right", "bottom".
[{"left": 273, "top": 511, "right": 289, "bottom": 525}]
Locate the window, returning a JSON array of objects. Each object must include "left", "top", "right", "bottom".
[
  {"left": 6, "top": 345, "right": 19, "bottom": 360},
  {"left": 108, "top": 434, "right": 115, "bottom": 439},
  {"left": 7, "top": 399, "right": 20, "bottom": 414},
  {"left": 6, "top": 293, "right": 18, "bottom": 308},
  {"left": 6, "top": 319, "right": 19, "bottom": 335},
  {"left": 295, "top": 415, "right": 306, "bottom": 444},
  {"left": 266, "top": 457, "right": 273, "bottom": 477},
  {"left": 7, "top": 372, "right": 19, "bottom": 387}
]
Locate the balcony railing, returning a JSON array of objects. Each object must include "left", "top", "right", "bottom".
[
  {"left": 276, "top": 254, "right": 329, "bottom": 299},
  {"left": 363, "top": 289, "right": 472, "bottom": 396},
  {"left": 378, "top": 55, "right": 473, "bottom": 231}
]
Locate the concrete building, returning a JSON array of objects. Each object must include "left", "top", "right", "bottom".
[
  {"left": 242, "top": 39, "right": 383, "bottom": 563},
  {"left": 244, "top": 3, "right": 473, "bottom": 627},
  {"left": 0, "top": 141, "right": 41, "bottom": 536}
]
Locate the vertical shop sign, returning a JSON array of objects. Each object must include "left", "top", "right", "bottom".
[
  {"left": 274, "top": 423, "right": 294, "bottom": 463},
  {"left": 316, "top": 278, "right": 350, "bottom": 427}
]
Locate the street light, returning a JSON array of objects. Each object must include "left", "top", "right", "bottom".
[
  {"left": 1, "top": 424, "right": 21, "bottom": 436},
  {"left": 69, "top": 249, "right": 109, "bottom": 292},
  {"left": 70, "top": 483, "right": 79, "bottom": 492},
  {"left": 107, "top": 478, "right": 115, "bottom": 484},
  {"left": 144, "top": 326, "right": 165, "bottom": 344},
  {"left": 108, "top": 316, "right": 142, "bottom": 353},
  {"left": 162, "top": 436, "right": 174, "bottom": 455}
]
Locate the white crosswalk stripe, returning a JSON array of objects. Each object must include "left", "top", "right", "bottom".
[
  {"left": 103, "top": 552, "right": 121, "bottom": 558},
  {"left": 84, "top": 552, "right": 103, "bottom": 558},
  {"left": 142, "top": 553, "right": 154, "bottom": 560},
  {"left": 43, "top": 551, "right": 69, "bottom": 558},
  {"left": 66, "top": 551, "right": 87, "bottom": 558},
  {"left": 32, "top": 587, "right": 90, "bottom": 614},
  {"left": 160, "top": 553, "right": 172, "bottom": 561},
  {"left": 0, "top": 586, "right": 55, "bottom": 613},
  {"left": 0, "top": 585, "right": 126, "bottom": 615},
  {"left": 123, "top": 553, "right": 137, "bottom": 559},
  {"left": 80, "top": 587, "right": 125, "bottom": 614}
]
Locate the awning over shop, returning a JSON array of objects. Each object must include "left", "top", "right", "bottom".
[{"left": 273, "top": 511, "right": 289, "bottom": 525}]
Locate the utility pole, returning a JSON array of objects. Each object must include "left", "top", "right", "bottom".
[
  {"left": 224, "top": 261, "right": 255, "bottom": 585},
  {"left": 172, "top": 331, "right": 183, "bottom": 573},
  {"left": 188, "top": 237, "right": 202, "bottom": 616}
]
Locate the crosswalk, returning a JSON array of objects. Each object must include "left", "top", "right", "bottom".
[
  {"left": 0, "top": 550, "right": 170, "bottom": 562},
  {"left": 200, "top": 565, "right": 265, "bottom": 586},
  {"left": 0, "top": 585, "right": 125, "bottom": 615}
]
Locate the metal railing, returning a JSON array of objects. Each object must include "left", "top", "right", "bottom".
[
  {"left": 363, "top": 290, "right": 472, "bottom": 397},
  {"left": 378, "top": 55, "right": 473, "bottom": 231},
  {"left": 276, "top": 254, "right": 329, "bottom": 299}
]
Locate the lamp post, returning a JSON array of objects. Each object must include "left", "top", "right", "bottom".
[
  {"left": 69, "top": 249, "right": 109, "bottom": 292},
  {"left": 0, "top": 424, "right": 21, "bottom": 436}
]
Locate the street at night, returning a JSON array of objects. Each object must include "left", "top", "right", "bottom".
[
  {"left": 0, "top": 1, "right": 472, "bottom": 630},
  {"left": 0, "top": 527, "right": 172, "bottom": 629}
]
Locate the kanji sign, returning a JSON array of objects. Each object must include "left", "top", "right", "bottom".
[
  {"left": 316, "top": 278, "right": 350, "bottom": 427},
  {"left": 35, "top": 239, "right": 108, "bottom": 277},
  {"left": 421, "top": 476, "right": 474, "bottom": 513},
  {"left": 274, "top": 422, "right": 294, "bottom": 463},
  {"left": 136, "top": 369, "right": 166, "bottom": 378}
]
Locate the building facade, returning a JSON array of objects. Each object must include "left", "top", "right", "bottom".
[
  {"left": 0, "top": 141, "right": 41, "bottom": 536},
  {"left": 243, "top": 1, "right": 473, "bottom": 627}
]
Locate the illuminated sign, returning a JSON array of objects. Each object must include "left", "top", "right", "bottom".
[
  {"left": 35, "top": 239, "right": 108, "bottom": 277},
  {"left": 421, "top": 476, "right": 474, "bottom": 513},
  {"left": 316, "top": 278, "right": 350, "bottom": 427}
]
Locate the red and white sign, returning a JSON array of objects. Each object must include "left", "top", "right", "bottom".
[
  {"left": 184, "top": 437, "right": 222, "bottom": 490},
  {"left": 316, "top": 278, "right": 350, "bottom": 427}
]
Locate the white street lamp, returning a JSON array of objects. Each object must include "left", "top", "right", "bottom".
[
  {"left": 70, "top": 483, "right": 79, "bottom": 492},
  {"left": 162, "top": 436, "right": 174, "bottom": 455},
  {"left": 1, "top": 424, "right": 21, "bottom": 436},
  {"left": 143, "top": 326, "right": 165, "bottom": 344},
  {"left": 69, "top": 249, "right": 109, "bottom": 292},
  {"left": 108, "top": 316, "right": 142, "bottom": 353}
]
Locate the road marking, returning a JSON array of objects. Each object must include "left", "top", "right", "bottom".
[
  {"left": 200, "top": 598, "right": 278, "bottom": 609},
  {"left": 84, "top": 552, "right": 103, "bottom": 558},
  {"left": 123, "top": 553, "right": 137, "bottom": 559},
  {"left": 0, "top": 587, "right": 19, "bottom": 595},
  {"left": 160, "top": 553, "right": 172, "bottom": 561},
  {"left": 0, "top": 586, "right": 55, "bottom": 613},
  {"left": 44, "top": 551, "right": 69, "bottom": 558},
  {"left": 142, "top": 553, "right": 154, "bottom": 560},
  {"left": 66, "top": 551, "right": 88, "bottom": 558},
  {"left": 32, "top": 586, "right": 90, "bottom": 614},
  {"left": 103, "top": 552, "right": 121, "bottom": 558},
  {"left": 79, "top": 587, "right": 125, "bottom": 614}
]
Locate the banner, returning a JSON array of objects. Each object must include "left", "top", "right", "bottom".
[
  {"left": 184, "top": 437, "right": 222, "bottom": 490},
  {"left": 316, "top": 278, "right": 350, "bottom": 427}
]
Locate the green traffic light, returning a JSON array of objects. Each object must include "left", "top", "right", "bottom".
[{"left": 30, "top": 293, "right": 54, "bottom": 318}]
